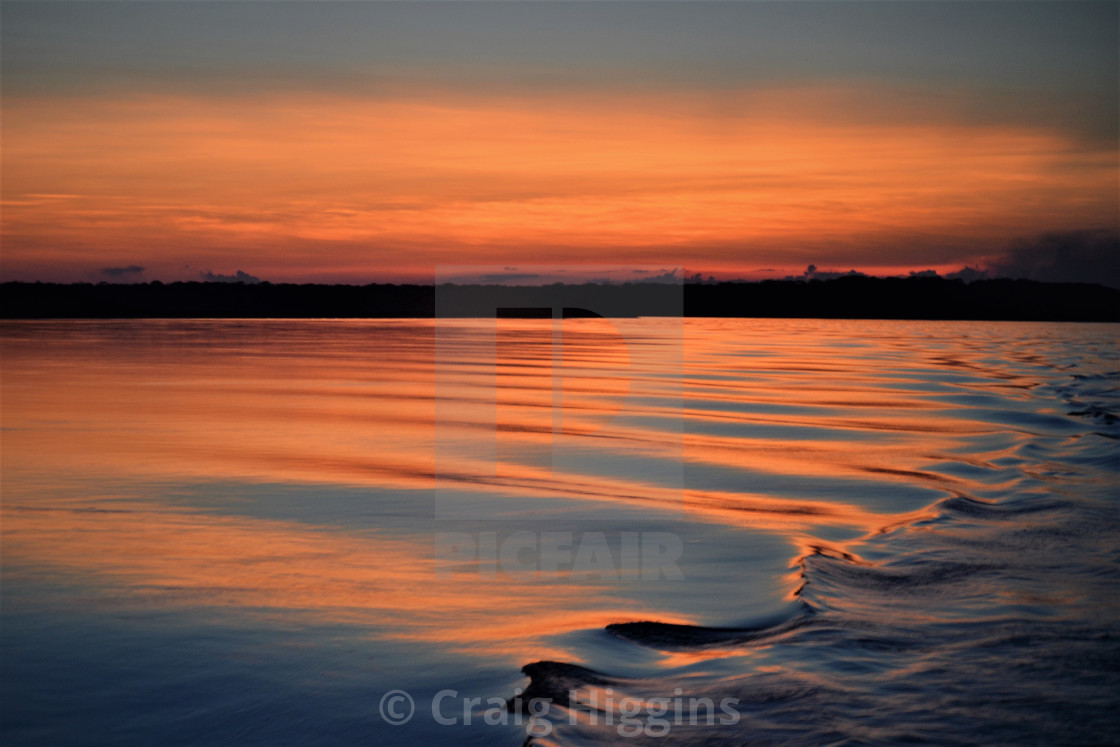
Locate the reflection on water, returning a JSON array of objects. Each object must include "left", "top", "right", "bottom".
[{"left": 2, "top": 319, "right": 1118, "bottom": 744}]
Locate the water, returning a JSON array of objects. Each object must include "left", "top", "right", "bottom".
[{"left": 2, "top": 318, "right": 1118, "bottom": 745}]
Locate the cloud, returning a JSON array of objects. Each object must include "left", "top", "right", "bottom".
[
  {"left": 985, "top": 229, "right": 1120, "bottom": 288},
  {"left": 477, "top": 272, "right": 542, "bottom": 284},
  {"left": 100, "top": 264, "right": 145, "bottom": 278},
  {"left": 792, "top": 264, "right": 867, "bottom": 281},
  {"left": 945, "top": 266, "right": 988, "bottom": 283},
  {"left": 201, "top": 269, "right": 262, "bottom": 284},
  {"left": 642, "top": 268, "right": 683, "bottom": 284}
]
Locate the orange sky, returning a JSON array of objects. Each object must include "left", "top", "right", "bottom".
[
  {"left": 4, "top": 86, "right": 1114, "bottom": 283},
  {"left": 2, "top": 2, "right": 1116, "bottom": 283}
]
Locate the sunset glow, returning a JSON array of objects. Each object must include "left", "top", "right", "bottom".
[
  {"left": 2, "top": 2, "right": 1116, "bottom": 283},
  {"left": 3, "top": 5, "right": 1119, "bottom": 742}
]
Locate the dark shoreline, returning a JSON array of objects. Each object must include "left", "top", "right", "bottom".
[{"left": 2, "top": 277, "right": 1118, "bottom": 322}]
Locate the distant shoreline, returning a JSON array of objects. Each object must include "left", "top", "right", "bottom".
[{"left": 2, "top": 277, "right": 1118, "bottom": 322}]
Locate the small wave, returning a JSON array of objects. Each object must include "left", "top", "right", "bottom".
[
  {"left": 1067, "top": 404, "right": 1119, "bottom": 426},
  {"left": 605, "top": 604, "right": 815, "bottom": 650}
]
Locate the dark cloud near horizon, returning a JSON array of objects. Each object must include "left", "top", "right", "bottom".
[
  {"left": 643, "top": 269, "right": 683, "bottom": 284},
  {"left": 986, "top": 230, "right": 1120, "bottom": 289},
  {"left": 478, "top": 273, "right": 541, "bottom": 283},
  {"left": 100, "top": 265, "right": 145, "bottom": 278},
  {"left": 793, "top": 265, "right": 867, "bottom": 281},
  {"left": 202, "top": 270, "right": 262, "bottom": 284},
  {"left": 944, "top": 266, "right": 988, "bottom": 283}
]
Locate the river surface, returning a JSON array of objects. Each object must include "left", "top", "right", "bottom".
[{"left": 2, "top": 318, "right": 1118, "bottom": 745}]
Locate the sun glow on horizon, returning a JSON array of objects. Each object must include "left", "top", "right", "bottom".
[{"left": 3, "top": 85, "right": 1115, "bottom": 284}]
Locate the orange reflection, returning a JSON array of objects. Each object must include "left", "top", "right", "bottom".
[
  {"left": 6, "top": 316, "right": 1055, "bottom": 672},
  {"left": 495, "top": 318, "right": 634, "bottom": 480},
  {"left": 0, "top": 499, "right": 687, "bottom": 663},
  {"left": 2, "top": 319, "right": 970, "bottom": 540}
]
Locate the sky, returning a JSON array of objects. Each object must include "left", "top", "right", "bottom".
[{"left": 2, "top": 1, "right": 1117, "bottom": 285}]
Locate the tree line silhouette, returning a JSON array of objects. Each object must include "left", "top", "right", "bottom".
[{"left": 2, "top": 276, "right": 1117, "bottom": 321}]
